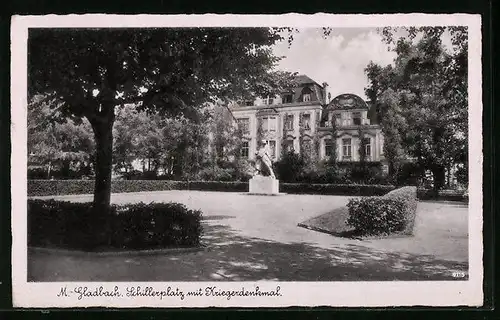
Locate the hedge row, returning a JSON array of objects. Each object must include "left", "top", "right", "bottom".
[
  {"left": 28, "top": 179, "right": 395, "bottom": 197},
  {"left": 28, "top": 199, "right": 202, "bottom": 251},
  {"left": 28, "top": 179, "right": 467, "bottom": 201},
  {"left": 28, "top": 180, "right": 187, "bottom": 197},
  {"left": 346, "top": 186, "right": 418, "bottom": 236}
]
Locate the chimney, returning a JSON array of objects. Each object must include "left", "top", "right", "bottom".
[{"left": 322, "top": 82, "right": 329, "bottom": 104}]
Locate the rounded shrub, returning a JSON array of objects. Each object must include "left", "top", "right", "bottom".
[{"left": 28, "top": 199, "right": 203, "bottom": 251}]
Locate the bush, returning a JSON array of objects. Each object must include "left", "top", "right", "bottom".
[
  {"left": 281, "top": 183, "right": 395, "bottom": 196},
  {"left": 28, "top": 180, "right": 188, "bottom": 197},
  {"left": 346, "top": 186, "right": 418, "bottom": 236},
  {"left": 28, "top": 199, "right": 202, "bottom": 251},
  {"left": 275, "top": 151, "right": 306, "bottom": 182},
  {"left": 396, "top": 162, "right": 425, "bottom": 186},
  {"left": 28, "top": 179, "right": 395, "bottom": 197},
  {"left": 346, "top": 198, "right": 407, "bottom": 235}
]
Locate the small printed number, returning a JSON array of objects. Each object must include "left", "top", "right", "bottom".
[{"left": 452, "top": 271, "right": 466, "bottom": 278}]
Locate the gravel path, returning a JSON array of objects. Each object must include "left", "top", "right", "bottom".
[{"left": 28, "top": 191, "right": 469, "bottom": 281}]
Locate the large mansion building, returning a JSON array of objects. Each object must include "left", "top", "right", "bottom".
[{"left": 229, "top": 75, "right": 385, "bottom": 163}]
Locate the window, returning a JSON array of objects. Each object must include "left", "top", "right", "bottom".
[
  {"left": 284, "top": 115, "right": 294, "bottom": 130},
  {"left": 303, "top": 93, "right": 311, "bottom": 102},
  {"left": 333, "top": 113, "right": 341, "bottom": 126},
  {"left": 236, "top": 118, "right": 250, "bottom": 134},
  {"left": 241, "top": 141, "right": 249, "bottom": 158},
  {"left": 353, "top": 112, "right": 361, "bottom": 125},
  {"left": 342, "top": 138, "right": 352, "bottom": 159},
  {"left": 284, "top": 140, "right": 294, "bottom": 152},
  {"left": 302, "top": 114, "right": 311, "bottom": 130},
  {"left": 245, "top": 100, "right": 253, "bottom": 106},
  {"left": 268, "top": 116, "right": 277, "bottom": 132},
  {"left": 282, "top": 94, "right": 293, "bottom": 104},
  {"left": 324, "top": 139, "right": 334, "bottom": 157},
  {"left": 261, "top": 116, "right": 277, "bottom": 132},
  {"left": 363, "top": 137, "right": 371, "bottom": 158},
  {"left": 263, "top": 96, "right": 274, "bottom": 105},
  {"left": 269, "top": 140, "right": 277, "bottom": 158}
]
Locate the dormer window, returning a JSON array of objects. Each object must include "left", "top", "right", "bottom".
[
  {"left": 282, "top": 94, "right": 293, "bottom": 104},
  {"left": 263, "top": 96, "right": 274, "bottom": 105},
  {"left": 303, "top": 93, "right": 311, "bottom": 102}
]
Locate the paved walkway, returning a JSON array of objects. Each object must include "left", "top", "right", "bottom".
[{"left": 29, "top": 191, "right": 469, "bottom": 281}]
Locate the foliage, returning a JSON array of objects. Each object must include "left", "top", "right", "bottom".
[
  {"left": 28, "top": 199, "right": 202, "bottom": 250},
  {"left": 347, "top": 186, "right": 417, "bottom": 236},
  {"left": 275, "top": 151, "right": 306, "bottom": 182},
  {"left": 28, "top": 179, "right": 397, "bottom": 197},
  {"left": 347, "top": 198, "right": 407, "bottom": 235},
  {"left": 28, "top": 179, "right": 187, "bottom": 196},
  {"left": 365, "top": 27, "right": 468, "bottom": 191},
  {"left": 29, "top": 28, "right": 295, "bottom": 211},
  {"left": 382, "top": 186, "right": 418, "bottom": 234},
  {"left": 28, "top": 95, "right": 95, "bottom": 178}
]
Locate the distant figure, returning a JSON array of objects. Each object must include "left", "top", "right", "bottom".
[{"left": 254, "top": 140, "right": 276, "bottom": 178}]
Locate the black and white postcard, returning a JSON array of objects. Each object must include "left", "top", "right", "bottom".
[{"left": 11, "top": 13, "right": 483, "bottom": 308}]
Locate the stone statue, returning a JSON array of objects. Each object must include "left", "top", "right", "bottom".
[{"left": 254, "top": 140, "right": 276, "bottom": 179}]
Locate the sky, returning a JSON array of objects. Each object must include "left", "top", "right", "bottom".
[{"left": 272, "top": 28, "right": 397, "bottom": 101}]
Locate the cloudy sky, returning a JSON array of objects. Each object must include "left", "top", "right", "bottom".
[{"left": 272, "top": 28, "right": 397, "bottom": 101}]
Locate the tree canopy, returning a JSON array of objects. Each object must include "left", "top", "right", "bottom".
[
  {"left": 365, "top": 26, "right": 468, "bottom": 190},
  {"left": 28, "top": 27, "right": 294, "bottom": 211}
]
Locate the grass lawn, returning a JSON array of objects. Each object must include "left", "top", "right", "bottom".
[{"left": 298, "top": 206, "right": 355, "bottom": 237}]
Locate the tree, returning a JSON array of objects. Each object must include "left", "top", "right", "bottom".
[
  {"left": 365, "top": 27, "right": 468, "bottom": 191},
  {"left": 28, "top": 94, "right": 95, "bottom": 178},
  {"left": 29, "top": 28, "right": 294, "bottom": 212}
]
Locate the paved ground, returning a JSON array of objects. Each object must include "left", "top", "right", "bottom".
[{"left": 28, "top": 191, "right": 469, "bottom": 281}]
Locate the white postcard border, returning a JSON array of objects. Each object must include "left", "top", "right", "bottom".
[{"left": 11, "top": 13, "right": 483, "bottom": 308}]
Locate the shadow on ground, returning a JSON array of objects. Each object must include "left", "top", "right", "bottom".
[
  {"left": 29, "top": 221, "right": 468, "bottom": 282},
  {"left": 195, "top": 223, "right": 468, "bottom": 281}
]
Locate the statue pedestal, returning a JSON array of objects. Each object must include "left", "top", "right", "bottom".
[{"left": 249, "top": 176, "right": 279, "bottom": 195}]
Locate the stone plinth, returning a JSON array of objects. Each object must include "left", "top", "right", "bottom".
[{"left": 249, "top": 176, "right": 279, "bottom": 195}]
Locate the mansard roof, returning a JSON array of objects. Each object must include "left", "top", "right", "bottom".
[
  {"left": 289, "top": 74, "right": 326, "bottom": 104},
  {"left": 327, "top": 93, "right": 369, "bottom": 110}
]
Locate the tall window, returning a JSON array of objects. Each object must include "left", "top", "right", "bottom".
[
  {"left": 353, "top": 112, "right": 362, "bottom": 125},
  {"left": 261, "top": 116, "right": 277, "bottom": 132},
  {"left": 302, "top": 114, "right": 311, "bottom": 130},
  {"left": 268, "top": 116, "right": 277, "bottom": 132},
  {"left": 342, "top": 138, "right": 352, "bottom": 159},
  {"left": 241, "top": 141, "right": 249, "bottom": 158},
  {"left": 237, "top": 118, "right": 250, "bottom": 134},
  {"left": 325, "top": 139, "right": 334, "bottom": 157},
  {"left": 363, "top": 137, "right": 371, "bottom": 158},
  {"left": 303, "top": 93, "right": 311, "bottom": 102},
  {"left": 269, "top": 140, "right": 277, "bottom": 158},
  {"left": 282, "top": 94, "right": 293, "bottom": 104},
  {"left": 284, "top": 115, "right": 294, "bottom": 130}
]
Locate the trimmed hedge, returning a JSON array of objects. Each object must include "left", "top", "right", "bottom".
[
  {"left": 281, "top": 183, "right": 394, "bottom": 196},
  {"left": 28, "top": 199, "right": 202, "bottom": 251},
  {"left": 28, "top": 179, "right": 394, "bottom": 197},
  {"left": 28, "top": 180, "right": 466, "bottom": 201},
  {"left": 346, "top": 186, "right": 418, "bottom": 236},
  {"left": 28, "top": 180, "right": 188, "bottom": 197}
]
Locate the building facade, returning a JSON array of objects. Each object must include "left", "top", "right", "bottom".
[{"left": 229, "top": 75, "right": 385, "bottom": 163}]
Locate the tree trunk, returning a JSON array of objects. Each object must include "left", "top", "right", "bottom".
[
  {"left": 90, "top": 118, "right": 114, "bottom": 214},
  {"left": 431, "top": 164, "right": 446, "bottom": 195}
]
